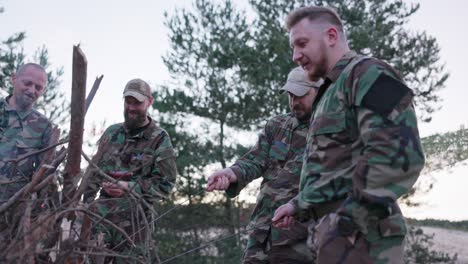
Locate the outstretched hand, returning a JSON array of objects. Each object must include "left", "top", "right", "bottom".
[{"left": 206, "top": 168, "right": 237, "bottom": 191}]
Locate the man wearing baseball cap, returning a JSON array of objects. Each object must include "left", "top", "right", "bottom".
[
  {"left": 207, "top": 67, "right": 322, "bottom": 263},
  {"left": 83, "top": 78, "right": 177, "bottom": 263}
]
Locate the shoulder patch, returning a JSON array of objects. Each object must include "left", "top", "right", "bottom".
[{"left": 361, "top": 73, "right": 411, "bottom": 117}]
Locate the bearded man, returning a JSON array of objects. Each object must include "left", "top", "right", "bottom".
[{"left": 83, "top": 78, "right": 177, "bottom": 263}]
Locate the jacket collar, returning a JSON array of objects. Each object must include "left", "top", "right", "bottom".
[
  {"left": 2, "top": 96, "right": 34, "bottom": 120},
  {"left": 324, "top": 51, "right": 358, "bottom": 83}
]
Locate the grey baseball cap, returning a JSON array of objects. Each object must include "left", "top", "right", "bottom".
[
  {"left": 123, "top": 78, "right": 152, "bottom": 102},
  {"left": 280, "top": 67, "right": 323, "bottom": 96}
]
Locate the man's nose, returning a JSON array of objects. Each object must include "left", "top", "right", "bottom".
[
  {"left": 26, "top": 85, "right": 37, "bottom": 94},
  {"left": 292, "top": 49, "right": 302, "bottom": 63}
]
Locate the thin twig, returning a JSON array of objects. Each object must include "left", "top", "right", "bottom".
[
  {"left": 29, "top": 127, "right": 60, "bottom": 190},
  {"left": 153, "top": 189, "right": 206, "bottom": 223},
  {"left": 0, "top": 147, "right": 67, "bottom": 213},
  {"left": 3, "top": 136, "right": 67, "bottom": 164},
  {"left": 58, "top": 208, "right": 137, "bottom": 248},
  {"left": 160, "top": 222, "right": 270, "bottom": 264},
  {"left": 81, "top": 151, "right": 156, "bottom": 216},
  {"left": 72, "top": 249, "right": 145, "bottom": 264},
  {"left": 31, "top": 148, "right": 67, "bottom": 193}
]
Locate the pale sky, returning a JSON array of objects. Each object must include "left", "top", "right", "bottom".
[
  {"left": 1, "top": 0, "right": 468, "bottom": 220},
  {"left": 1, "top": 0, "right": 467, "bottom": 136}
]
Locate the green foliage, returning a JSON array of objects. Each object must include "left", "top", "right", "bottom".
[
  {"left": 154, "top": 201, "right": 249, "bottom": 263},
  {"left": 242, "top": 0, "right": 448, "bottom": 122},
  {"left": 400, "top": 127, "right": 468, "bottom": 206},
  {"left": 161, "top": 0, "right": 274, "bottom": 131},
  {"left": 422, "top": 127, "right": 468, "bottom": 172},
  {"left": 407, "top": 218, "right": 468, "bottom": 232},
  {"left": 0, "top": 11, "right": 69, "bottom": 127},
  {"left": 405, "top": 226, "right": 458, "bottom": 264},
  {"left": 0, "top": 32, "right": 25, "bottom": 91},
  {"left": 156, "top": 0, "right": 454, "bottom": 262},
  {"left": 32, "top": 46, "right": 68, "bottom": 127},
  {"left": 157, "top": 2, "right": 261, "bottom": 259},
  {"left": 155, "top": 9, "right": 254, "bottom": 250}
]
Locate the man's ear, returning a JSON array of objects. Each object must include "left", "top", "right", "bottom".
[
  {"left": 325, "top": 26, "right": 339, "bottom": 46},
  {"left": 11, "top": 73, "right": 17, "bottom": 84},
  {"left": 148, "top": 96, "right": 154, "bottom": 107}
]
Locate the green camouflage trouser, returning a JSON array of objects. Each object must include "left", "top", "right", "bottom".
[
  {"left": 243, "top": 232, "right": 315, "bottom": 264},
  {"left": 308, "top": 213, "right": 406, "bottom": 264}
]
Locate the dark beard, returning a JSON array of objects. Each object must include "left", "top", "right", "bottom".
[
  {"left": 291, "top": 104, "right": 310, "bottom": 122},
  {"left": 308, "top": 41, "right": 329, "bottom": 81},
  {"left": 308, "top": 68, "right": 327, "bottom": 82},
  {"left": 294, "top": 108, "right": 311, "bottom": 122},
  {"left": 124, "top": 110, "right": 147, "bottom": 130}
]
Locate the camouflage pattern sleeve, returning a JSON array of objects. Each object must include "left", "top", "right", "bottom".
[
  {"left": 226, "top": 119, "right": 274, "bottom": 197},
  {"left": 338, "top": 60, "right": 426, "bottom": 233},
  {"left": 82, "top": 126, "right": 115, "bottom": 203},
  {"left": 130, "top": 131, "right": 177, "bottom": 203}
]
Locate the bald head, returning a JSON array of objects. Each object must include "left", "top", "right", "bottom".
[{"left": 16, "top": 63, "right": 47, "bottom": 80}]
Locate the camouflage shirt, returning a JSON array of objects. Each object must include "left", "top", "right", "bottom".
[
  {"left": 0, "top": 96, "right": 53, "bottom": 202},
  {"left": 298, "top": 51, "right": 425, "bottom": 233},
  {"left": 226, "top": 113, "right": 310, "bottom": 246},
  {"left": 84, "top": 117, "right": 177, "bottom": 205}
]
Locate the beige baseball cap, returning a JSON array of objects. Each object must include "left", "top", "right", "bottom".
[
  {"left": 280, "top": 67, "right": 323, "bottom": 96},
  {"left": 123, "top": 78, "right": 152, "bottom": 102}
]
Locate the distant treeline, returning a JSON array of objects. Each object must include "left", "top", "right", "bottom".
[{"left": 407, "top": 218, "right": 468, "bottom": 232}]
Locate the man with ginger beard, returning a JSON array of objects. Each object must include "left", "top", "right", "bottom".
[
  {"left": 272, "top": 6, "right": 425, "bottom": 264},
  {"left": 207, "top": 67, "right": 321, "bottom": 264},
  {"left": 83, "top": 79, "right": 177, "bottom": 263}
]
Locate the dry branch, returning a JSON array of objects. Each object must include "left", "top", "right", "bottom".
[
  {"left": 1, "top": 45, "right": 106, "bottom": 263},
  {"left": 62, "top": 45, "right": 87, "bottom": 203},
  {"left": 85, "top": 75, "right": 104, "bottom": 115}
]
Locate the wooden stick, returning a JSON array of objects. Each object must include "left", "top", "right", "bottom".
[
  {"left": 85, "top": 75, "right": 104, "bottom": 116},
  {"left": 63, "top": 45, "right": 87, "bottom": 202}
]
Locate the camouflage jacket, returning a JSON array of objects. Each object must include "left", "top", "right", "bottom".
[
  {"left": 226, "top": 113, "right": 310, "bottom": 246},
  {"left": 297, "top": 51, "right": 425, "bottom": 234},
  {"left": 0, "top": 96, "right": 53, "bottom": 202},
  {"left": 84, "top": 117, "right": 177, "bottom": 206}
]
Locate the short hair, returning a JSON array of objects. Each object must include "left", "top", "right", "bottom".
[
  {"left": 16, "top": 63, "right": 47, "bottom": 77},
  {"left": 286, "top": 6, "right": 344, "bottom": 33}
]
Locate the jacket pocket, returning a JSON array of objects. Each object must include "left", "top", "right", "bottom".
[
  {"left": 378, "top": 214, "right": 407, "bottom": 237},
  {"left": 310, "top": 111, "right": 347, "bottom": 136}
]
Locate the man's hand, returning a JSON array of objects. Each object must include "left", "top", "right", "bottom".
[
  {"left": 206, "top": 168, "right": 237, "bottom": 191},
  {"left": 108, "top": 170, "right": 133, "bottom": 180},
  {"left": 272, "top": 203, "right": 296, "bottom": 228},
  {"left": 102, "top": 181, "right": 129, "bottom": 197}
]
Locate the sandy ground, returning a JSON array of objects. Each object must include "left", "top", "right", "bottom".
[{"left": 420, "top": 226, "right": 468, "bottom": 263}]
